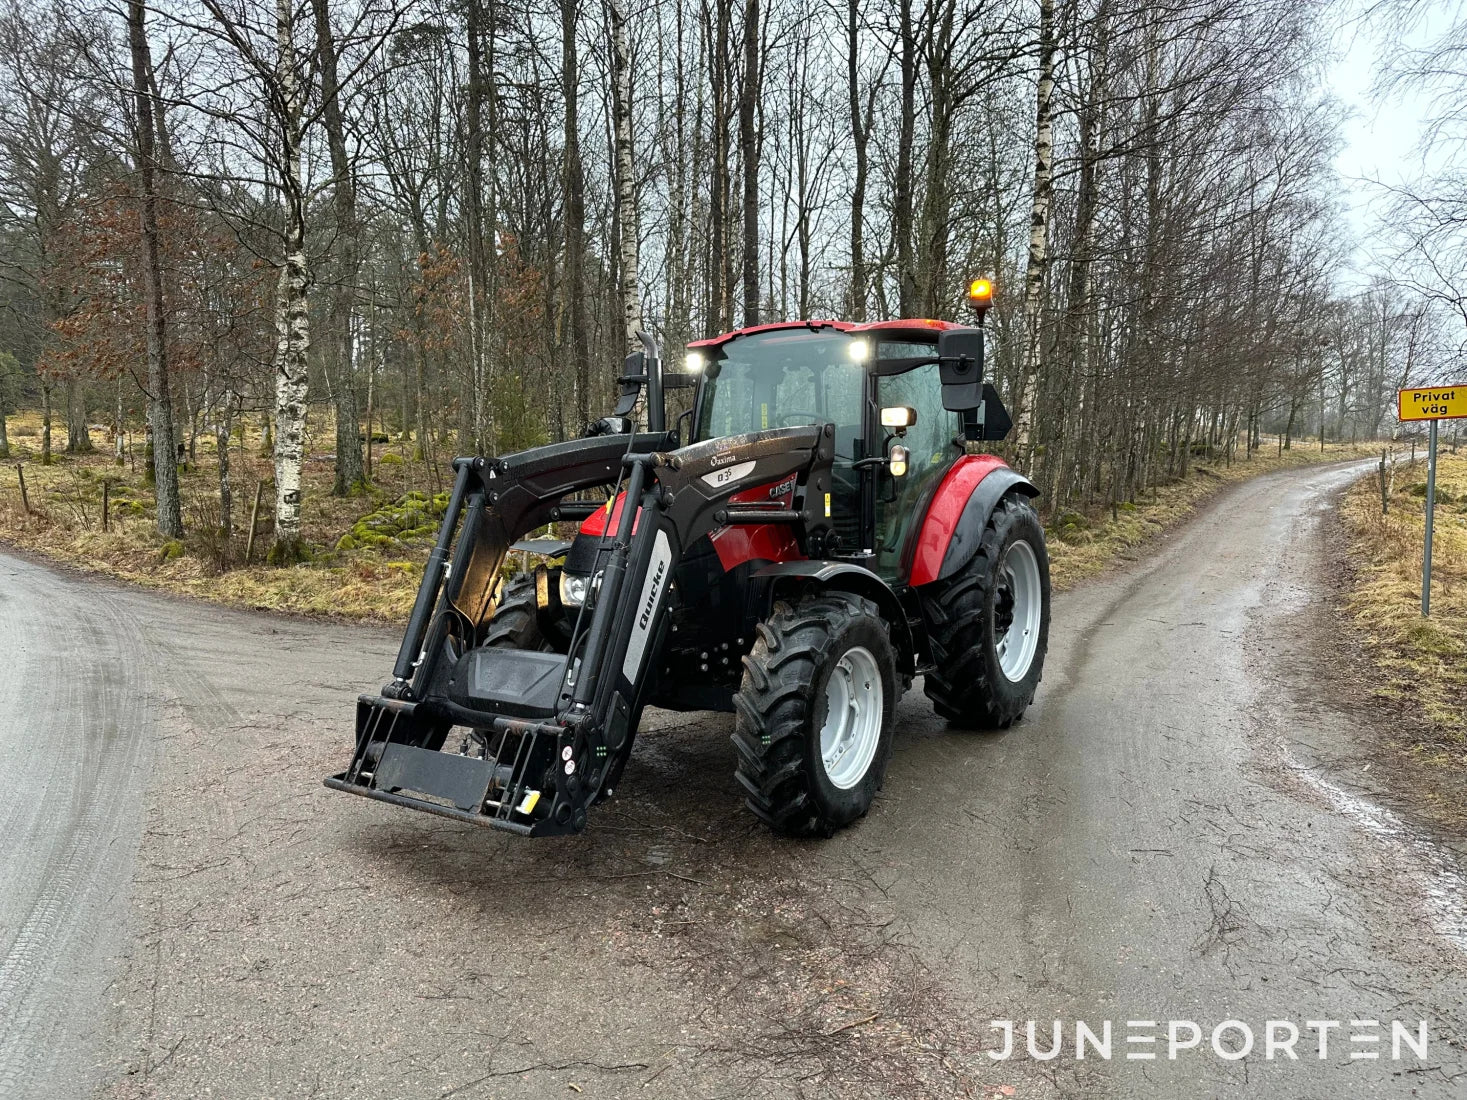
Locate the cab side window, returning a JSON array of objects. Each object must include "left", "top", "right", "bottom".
[{"left": 873, "top": 362, "right": 961, "bottom": 577}]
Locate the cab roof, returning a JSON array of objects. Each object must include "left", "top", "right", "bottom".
[{"left": 686, "top": 318, "right": 968, "bottom": 350}]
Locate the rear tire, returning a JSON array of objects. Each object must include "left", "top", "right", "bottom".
[
  {"left": 732, "top": 593, "right": 897, "bottom": 837},
  {"left": 485, "top": 572, "right": 550, "bottom": 651},
  {"left": 921, "top": 493, "right": 1050, "bottom": 729}
]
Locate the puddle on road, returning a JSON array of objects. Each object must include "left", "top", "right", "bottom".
[{"left": 1282, "top": 745, "right": 1467, "bottom": 954}]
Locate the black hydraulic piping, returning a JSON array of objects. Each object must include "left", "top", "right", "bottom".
[
  {"left": 569, "top": 455, "right": 648, "bottom": 709},
  {"left": 387, "top": 456, "right": 483, "bottom": 697}
]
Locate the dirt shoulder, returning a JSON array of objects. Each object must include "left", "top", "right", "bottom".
[{"left": 1312, "top": 453, "right": 1467, "bottom": 835}]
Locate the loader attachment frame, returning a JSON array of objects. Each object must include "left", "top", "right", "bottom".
[{"left": 326, "top": 424, "right": 836, "bottom": 836}]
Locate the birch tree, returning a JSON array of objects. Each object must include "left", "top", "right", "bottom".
[
  {"left": 1012, "top": 0, "right": 1055, "bottom": 460},
  {"left": 266, "top": 0, "right": 310, "bottom": 560},
  {"left": 609, "top": 0, "right": 641, "bottom": 352}
]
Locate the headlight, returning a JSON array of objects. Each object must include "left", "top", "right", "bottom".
[{"left": 560, "top": 571, "right": 589, "bottom": 608}]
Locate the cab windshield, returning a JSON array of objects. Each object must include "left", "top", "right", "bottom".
[{"left": 692, "top": 330, "right": 867, "bottom": 459}]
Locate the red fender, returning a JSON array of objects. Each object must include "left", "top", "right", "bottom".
[
  {"left": 578, "top": 476, "right": 803, "bottom": 572},
  {"left": 907, "top": 454, "right": 1011, "bottom": 587},
  {"left": 577, "top": 493, "right": 632, "bottom": 538}
]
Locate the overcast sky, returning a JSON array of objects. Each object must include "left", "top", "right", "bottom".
[{"left": 1327, "top": 0, "right": 1452, "bottom": 286}]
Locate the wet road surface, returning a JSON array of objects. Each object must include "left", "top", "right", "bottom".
[{"left": 2, "top": 458, "right": 1463, "bottom": 1098}]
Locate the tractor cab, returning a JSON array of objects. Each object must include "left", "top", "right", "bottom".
[{"left": 684, "top": 321, "right": 978, "bottom": 579}]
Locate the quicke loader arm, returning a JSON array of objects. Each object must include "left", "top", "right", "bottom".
[{"left": 325, "top": 424, "right": 837, "bottom": 836}]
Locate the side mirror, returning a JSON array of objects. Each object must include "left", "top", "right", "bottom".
[
  {"left": 613, "top": 351, "right": 645, "bottom": 417},
  {"left": 936, "top": 328, "right": 983, "bottom": 412},
  {"left": 584, "top": 415, "right": 633, "bottom": 437}
]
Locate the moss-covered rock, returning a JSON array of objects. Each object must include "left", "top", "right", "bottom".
[{"left": 338, "top": 491, "right": 450, "bottom": 554}]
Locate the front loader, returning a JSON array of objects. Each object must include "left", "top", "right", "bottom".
[{"left": 328, "top": 283, "right": 1052, "bottom": 837}]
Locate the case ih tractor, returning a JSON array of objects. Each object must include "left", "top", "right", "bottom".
[{"left": 327, "top": 282, "right": 1050, "bottom": 837}]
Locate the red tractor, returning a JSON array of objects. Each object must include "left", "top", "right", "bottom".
[{"left": 327, "top": 286, "right": 1050, "bottom": 837}]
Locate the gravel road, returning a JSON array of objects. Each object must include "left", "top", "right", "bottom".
[{"left": 2, "top": 458, "right": 1463, "bottom": 1099}]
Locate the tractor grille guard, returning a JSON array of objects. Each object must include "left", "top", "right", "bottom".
[{"left": 325, "top": 425, "right": 836, "bottom": 837}]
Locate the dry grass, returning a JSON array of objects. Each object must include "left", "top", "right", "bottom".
[
  {"left": 1, "top": 406, "right": 1385, "bottom": 623},
  {"left": 1045, "top": 439, "right": 1385, "bottom": 590},
  {"left": 1339, "top": 449, "right": 1467, "bottom": 752},
  {"left": 0, "top": 408, "right": 445, "bottom": 622}
]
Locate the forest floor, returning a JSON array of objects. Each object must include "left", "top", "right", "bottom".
[
  {"left": 0, "top": 409, "right": 445, "bottom": 621},
  {"left": 0, "top": 406, "right": 1383, "bottom": 620},
  {"left": 1329, "top": 448, "right": 1467, "bottom": 812}
]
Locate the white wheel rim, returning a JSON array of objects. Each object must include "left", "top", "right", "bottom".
[
  {"left": 995, "top": 539, "right": 1042, "bottom": 682},
  {"left": 819, "top": 645, "right": 884, "bottom": 790}
]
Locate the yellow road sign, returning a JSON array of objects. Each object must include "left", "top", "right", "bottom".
[{"left": 1399, "top": 385, "right": 1467, "bottom": 421}]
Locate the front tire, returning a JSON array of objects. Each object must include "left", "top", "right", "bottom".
[
  {"left": 921, "top": 494, "right": 1050, "bottom": 728},
  {"left": 732, "top": 593, "right": 898, "bottom": 837}
]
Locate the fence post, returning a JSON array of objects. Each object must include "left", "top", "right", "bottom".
[
  {"left": 244, "top": 479, "right": 265, "bottom": 564},
  {"left": 102, "top": 478, "right": 111, "bottom": 531},
  {"left": 16, "top": 464, "right": 28, "bottom": 515}
]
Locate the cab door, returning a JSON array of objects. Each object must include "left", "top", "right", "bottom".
[{"left": 872, "top": 359, "right": 964, "bottom": 580}]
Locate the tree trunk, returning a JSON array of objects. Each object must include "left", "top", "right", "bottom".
[
  {"left": 914, "top": 0, "right": 956, "bottom": 318},
  {"left": 610, "top": 0, "right": 641, "bottom": 356},
  {"left": 738, "top": 0, "right": 760, "bottom": 327},
  {"left": 311, "top": 0, "right": 364, "bottom": 495},
  {"left": 365, "top": 296, "right": 377, "bottom": 479},
  {"left": 270, "top": 0, "right": 311, "bottom": 560},
  {"left": 185, "top": 375, "right": 198, "bottom": 465},
  {"left": 113, "top": 377, "right": 125, "bottom": 464},
  {"left": 66, "top": 379, "right": 93, "bottom": 452},
  {"left": 706, "top": 0, "right": 733, "bottom": 332},
  {"left": 560, "top": 0, "right": 590, "bottom": 427},
  {"left": 465, "top": 0, "right": 497, "bottom": 452},
  {"left": 894, "top": 0, "right": 917, "bottom": 315},
  {"left": 846, "top": 0, "right": 867, "bottom": 320},
  {"left": 127, "top": 0, "right": 183, "bottom": 537},
  {"left": 217, "top": 394, "right": 233, "bottom": 540},
  {"left": 661, "top": 0, "right": 691, "bottom": 347},
  {"left": 40, "top": 381, "right": 52, "bottom": 465},
  {"left": 1012, "top": 0, "right": 1055, "bottom": 459}
]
